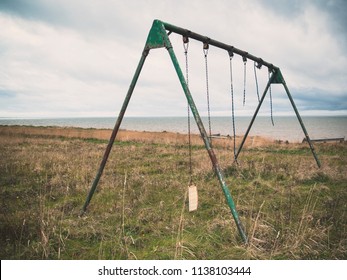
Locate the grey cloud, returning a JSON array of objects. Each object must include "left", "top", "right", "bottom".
[
  {"left": 258, "top": 0, "right": 347, "bottom": 46},
  {"left": 293, "top": 88, "right": 347, "bottom": 111},
  {"left": 0, "top": 0, "right": 143, "bottom": 41},
  {"left": 257, "top": 0, "right": 306, "bottom": 18},
  {"left": 0, "top": 0, "right": 346, "bottom": 117},
  {"left": 0, "top": 89, "right": 17, "bottom": 98},
  {"left": 0, "top": 0, "right": 64, "bottom": 24}
]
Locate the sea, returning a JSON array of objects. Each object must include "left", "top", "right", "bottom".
[{"left": 0, "top": 116, "right": 346, "bottom": 143}]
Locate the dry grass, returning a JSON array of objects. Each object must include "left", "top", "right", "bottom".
[
  {"left": 0, "top": 125, "right": 346, "bottom": 260},
  {"left": 0, "top": 125, "right": 276, "bottom": 148}
]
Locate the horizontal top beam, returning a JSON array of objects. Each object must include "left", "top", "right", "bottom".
[{"left": 161, "top": 20, "right": 279, "bottom": 71}]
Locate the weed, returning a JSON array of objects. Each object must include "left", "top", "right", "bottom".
[{"left": 0, "top": 127, "right": 346, "bottom": 259}]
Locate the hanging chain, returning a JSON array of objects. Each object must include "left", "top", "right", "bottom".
[
  {"left": 268, "top": 69, "right": 275, "bottom": 126},
  {"left": 229, "top": 51, "right": 237, "bottom": 163},
  {"left": 254, "top": 62, "right": 260, "bottom": 102},
  {"left": 243, "top": 56, "right": 247, "bottom": 106},
  {"left": 203, "top": 43, "right": 212, "bottom": 143},
  {"left": 183, "top": 36, "right": 193, "bottom": 184}
]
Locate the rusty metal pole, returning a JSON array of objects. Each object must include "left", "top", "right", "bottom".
[
  {"left": 81, "top": 49, "right": 149, "bottom": 214},
  {"left": 281, "top": 80, "right": 321, "bottom": 168},
  {"left": 235, "top": 68, "right": 320, "bottom": 168},
  {"left": 165, "top": 42, "right": 248, "bottom": 243}
]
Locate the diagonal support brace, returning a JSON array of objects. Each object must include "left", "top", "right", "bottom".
[
  {"left": 151, "top": 20, "right": 248, "bottom": 242},
  {"left": 81, "top": 19, "right": 248, "bottom": 243},
  {"left": 235, "top": 69, "right": 320, "bottom": 168}
]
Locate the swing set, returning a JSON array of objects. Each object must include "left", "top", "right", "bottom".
[{"left": 81, "top": 20, "right": 320, "bottom": 243}]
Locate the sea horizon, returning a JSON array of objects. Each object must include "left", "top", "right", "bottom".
[{"left": 1, "top": 115, "right": 346, "bottom": 143}]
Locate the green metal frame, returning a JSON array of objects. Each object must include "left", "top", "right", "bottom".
[
  {"left": 81, "top": 19, "right": 321, "bottom": 244},
  {"left": 235, "top": 69, "right": 321, "bottom": 168}
]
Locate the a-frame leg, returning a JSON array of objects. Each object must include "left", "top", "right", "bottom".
[
  {"left": 82, "top": 19, "right": 249, "bottom": 243},
  {"left": 235, "top": 70, "right": 276, "bottom": 161},
  {"left": 235, "top": 69, "right": 320, "bottom": 168},
  {"left": 281, "top": 78, "right": 321, "bottom": 167},
  {"left": 166, "top": 40, "right": 248, "bottom": 243}
]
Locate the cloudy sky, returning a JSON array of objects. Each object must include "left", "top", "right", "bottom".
[{"left": 0, "top": 0, "right": 346, "bottom": 118}]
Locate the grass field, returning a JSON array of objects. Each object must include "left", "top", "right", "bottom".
[{"left": 0, "top": 125, "right": 346, "bottom": 259}]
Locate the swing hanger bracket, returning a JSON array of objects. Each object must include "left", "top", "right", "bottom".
[
  {"left": 203, "top": 41, "right": 210, "bottom": 49},
  {"left": 255, "top": 60, "right": 263, "bottom": 69},
  {"left": 203, "top": 41, "right": 209, "bottom": 56}
]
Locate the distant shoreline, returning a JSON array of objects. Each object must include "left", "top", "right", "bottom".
[
  {"left": 1, "top": 115, "right": 346, "bottom": 143},
  {"left": 0, "top": 124, "right": 288, "bottom": 148}
]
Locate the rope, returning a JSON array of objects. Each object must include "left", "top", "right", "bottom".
[
  {"left": 183, "top": 36, "right": 193, "bottom": 184},
  {"left": 203, "top": 43, "right": 212, "bottom": 143},
  {"left": 268, "top": 70, "right": 275, "bottom": 126}
]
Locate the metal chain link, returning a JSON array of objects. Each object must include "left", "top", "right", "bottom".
[
  {"left": 203, "top": 44, "right": 212, "bottom": 144},
  {"left": 243, "top": 56, "right": 247, "bottom": 106},
  {"left": 254, "top": 62, "right": 260, "bottom": 102},
  {"left": 183, "top": 37, "right": 193, "bottom": 184},
  {"left": 229, "top": 52, "right": 237, "bottom": 163},
  {"left": 268, "top": 70, "right": 275, "bottom": 126}
]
